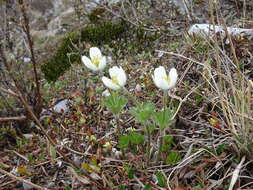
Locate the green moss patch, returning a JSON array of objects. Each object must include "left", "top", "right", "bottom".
[
  {"left": 41, "top": 32, "right": 79, "bottom": 82},
  {"left": 41, "top": 21, "right": 127, "bottom": 82},
  {"left": 41, "top": 20, "right": 159, "bottom": 82}
]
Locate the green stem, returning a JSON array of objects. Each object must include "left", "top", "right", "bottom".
[
  {"left": 122, "top": 87, "right": 139, "bottom": 106},
  {"left": 115, "top": 114, "right": 121, "bottom": 137},
  {"left": 156, "top": 128, "right": 164, "bottom": 164},
  {"left": 145, "top": 122, "right": 151, "bottom": 166},
  {"left": 156, "top": 90, "right": 168, "bottom": 163},
  {"left": 163, "top": 90, "right": 168, "bottom": 110}
]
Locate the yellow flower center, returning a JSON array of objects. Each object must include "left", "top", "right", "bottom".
[
  {"left": 91, "top": 56, "right": 101, "bottom": 67},
  {"left": 163, "top": 75, "right": 170, "bottom": 83},
  {"left": 111, "top": 76, "right": 120, "bottom": 86}
]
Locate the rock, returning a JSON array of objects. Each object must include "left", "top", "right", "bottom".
[
  {"left": 53, "top": 99, "right": 70, "bottom": 113},
  {"left": 171, "top": 0, "right": 189, "bottom": 15},
  {"left": 102, "top": 89, "right": 111, "bottom": 97},
  {"left": 23, "top": 57, "right": 31, "bottom": 63},
  {"left": 188, "top": 24, "right": 253, "bottom": 40},
  {"left": 22, "top": 179, "right": 33, "bottom": 190}
]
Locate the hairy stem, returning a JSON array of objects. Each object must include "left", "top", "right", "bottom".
[
  {"left": 145, "top": 122, "right": 151, "bottom": 166},
  {"left": 156, "top": 90, "right": 168, "bottom": 163},
  {"left": 115, "top": 114, "right": 122, "bottom": 137},
  {"left": 122, "top": 87, "right": 139, "bottom": 106}
]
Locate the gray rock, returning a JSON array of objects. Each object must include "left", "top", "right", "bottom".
[{"left": 53, "top": 99, "right": 70, "bottom": 113}]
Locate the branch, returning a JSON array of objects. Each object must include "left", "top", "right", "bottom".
[
  {"left": 18, "top": 0, "right": 42, "bottom": 116},
  {"left": 0, "top": 116, "right": 26, "bottom": 122}
]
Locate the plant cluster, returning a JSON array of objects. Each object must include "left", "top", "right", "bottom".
[{"left": 82, "top": 47, "right": 180, "bottom": 165}]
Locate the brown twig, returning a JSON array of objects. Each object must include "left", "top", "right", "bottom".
[
  {"left": 5, "top": 150, "right": 29, "bottom": 162},
  {"left": 0, "top": 168, "right": 48, "bottom": 190},
  {"left": 1, "top": 38, "right": 78, "bottom": 169},
  {"left": 0, "top": 87, "right": 19, "bottom": 97},
  {"left": 18, "top": 0, "right": 42, "bottom": 116},
  {"left": 0, "top": 116, "right": 26, "bottom": 122},
  {"left": 0, "top": 179, "right": 17, "bottom": 189}
]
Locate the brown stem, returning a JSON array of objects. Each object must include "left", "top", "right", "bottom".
[
  {"left": 18, "top": 0, "right": 42, "bottom": 116},
  {"left": 1, "top": 40, "right": 78, "bottom": 169},
  {"left": 0, "top": 116, "right": 26, "bottom": 122}
]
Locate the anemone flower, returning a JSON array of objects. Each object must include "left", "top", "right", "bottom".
[
  {"left": 102, "top": 66, "right": 127, "bottom": 90},
  {"left": 152, "top": 66, "right": 178, "bottom": 90},
  {"left": 81, "top": 47, "right": 106, "bottom": 72}
]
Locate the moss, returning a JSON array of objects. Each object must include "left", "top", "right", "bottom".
[
  {"left": 0, "top": 125, "right": 17, "bottom": 148},
  {"left": 88, "top": 8, "right": 106, "bottom": 23},
  {"left": 41, "top": 21, "right": 127, "bottom": 82},
  {"left": 130, "top": 26, "right": 160, "bottom": 51},
  {"left": 41, "top": 32, "right": 79, "bottom": 82},
  {"left": 80, "top": 21, "right": 127, "bottom": 45},
  {"left": 41, "top": 21, "right": 160, "bottom": 82}
]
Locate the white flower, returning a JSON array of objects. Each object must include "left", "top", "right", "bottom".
[
  {"left": 152, "top": 66, "right": 178, "bottom": 90},
  {"left": 81, "top": 47, "right": 106, "bottom": 72},
  {"left": 102, "top": 66, "right": 127, "bottom": 90}
]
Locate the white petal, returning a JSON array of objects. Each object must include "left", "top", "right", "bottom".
[
  {"left": 153, "top": 66, "right": 168, "bottom": 90},
  {"left": 153, "top": 74, "right": 169, "bottom": 90},
  {"left": 168, "top": 68, "right": 178, "bottom": 89},
  {"left": 117, "top": 67, "right": 127, "bottom": 87},
  {"left": 90, "top": 47, "right": 102, "bottom": 59},
  {"left": 81, "top": 56, "right": 98, "bottom": 71},
  {"left": 152, "top": 74, "right": 159, "bottom": 88},
  {"left": 109, "top": 66, "right": 120, "bottom": 77},
  {"left": 159, "top": 78, "right": 170, "bottom": 90},
  {"left": 154, "top": 66, "right": 166, "bottom": 80},
  {"left": 102, "top": 76, "right": 121, "bottom": 90},
  {"left": 98, "top": 56, "right": 106, "bottom": 71}
]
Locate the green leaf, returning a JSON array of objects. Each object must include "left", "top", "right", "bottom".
[
  {"left": 118, "top": 185, "right": 126, "bottom": 190},
  {"left": 124, "top": 166, "right": 135, "bottom": 179},
  {"left": 247, "top": 142, "right": 253, "bottom": 150},
  {"left": 129, "top": 131, "right": 145, "bottom": 145},
  {"left": 153, "top": 108, "right": 174, "bottom": 128},
  {"left": 163, "top": 135, "right": 173, "bottom": 144},
  {"left": 165, "top": 152, "right": 181, "bottom": 165},
  {"left": 103, "top": 92, "right": 128, "bottom": 115},
  {"left": 64, "top": 185, "right": 72, "bottom": 190},
  {"left": 161, "top": 144, "right": 171, "bottom": 152},
  {"left": 130, "top": 102, "right": 155, "bottom": 123},
  {"left": 143, "top": 125, "right": 156, "bottom": 134},
  {"left": 162, "top": 136, "right": 173, "bottom": 152},
  {"left": 217, "top": 143, "right": 227, "bottom": 155},
  {"left": 143, "top": 184, "right": 151, "bottom": 190},
  {"left": 48, "top": 144, "right": 57, "bottom": 160},
  {"left": 192, "top": 185, "right": 203, "bottom": 190},
  {"left": 156, "top": 172, "right": 166, "bottom": 187},
  {"left": 119, "top": 136, "right": 130, "bottom": 149}
]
